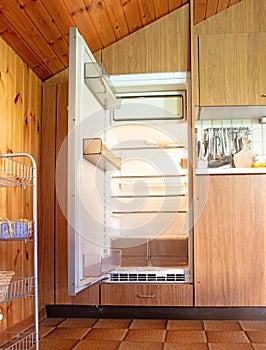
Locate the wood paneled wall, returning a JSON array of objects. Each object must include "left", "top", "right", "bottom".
[{"left": 0, "top": 37, "right": 41, "bottom": 328}]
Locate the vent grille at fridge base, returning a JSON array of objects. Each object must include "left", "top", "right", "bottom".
[{"left": 108, "top": 272, "right": 188, "bottom": 283}]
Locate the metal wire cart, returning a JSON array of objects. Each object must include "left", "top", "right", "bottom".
[{"left": 0, "top": 153, "right": 38, "bottom": 350}]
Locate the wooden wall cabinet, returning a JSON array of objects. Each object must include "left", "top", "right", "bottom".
[
  {"left": 101, "top": 283, "right": 193, "bottom": 306},
  {"left": 194, "top": 174, "right": 266, "bottom": 306},
  {"left": 101, "top": 5, "right": 190, "bottom": 75},
  {"left": 198, "top": 32, "right": 266, "bottom": 106}
]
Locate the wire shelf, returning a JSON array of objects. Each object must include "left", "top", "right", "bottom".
[
  {"left": 0, "top": 157, "right": 34, "bottom": 187},
  {"left": 0, "top": 277, "right": 35, "bottom": 304},
  {"left": 0, "top": 153, "right": 38, "bottom": 349},
  {"left": 0, "top": 331, "right": 36, "bottom": 350}
]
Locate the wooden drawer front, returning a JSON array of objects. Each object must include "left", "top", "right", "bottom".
[{"left": 101, "top": 283, "right": 193, "bottom": 306}]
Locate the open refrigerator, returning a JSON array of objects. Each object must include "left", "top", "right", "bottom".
[{"left": 64, "top": 27, "right": 193, "bottom": 296}]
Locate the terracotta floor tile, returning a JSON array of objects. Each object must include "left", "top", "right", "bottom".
[
  {"left": 208, "top": 344, "right": 254, "bottom": 350},
  {"left": 39, "top": 338, "right": 78, "bottom": 350},
  {"left": 72, "top": 339, "right": 120, "bottom": 350},
  {"left": 130, "top": 319, "right": 167, "bottom": 329},
  {"left": 164, "top": 344, "right": 208, "bottom": 350},
  {"left": 167, "top": 320, "right": 204, "bottom": 331},
  {"left": 206, "top": 331, "right": 249, "bottom": 343},
  {"left": 204, "top": 320, "right": 242, "bottom": 331},
  {"left": 246, "top": 331, "right": 266, "bottom": 343},
  {"left": 253, "top": 345, "right": 266, "bottom": 350},
  {"left": 39, "top": 326, "right": 55, "bottom": 338},
  {"left": 44, "top": 327, "right": 89, "bottom": 339},
  {"left": 39, "top": 318, "right": 65, "bottom": 327},
  {"left": 166, "top": 330, "right": 207, "bottom": 343},
  {"left": 84, "top": 328, "right": 128, "bottom": 341},
  {"left": 58, "top": 317, "right": 98, "bottom": 328},
  {"left": 124, "top": 329, "right": 166, "bottom": 342},
  {"left": 93, "top": 319, "right": 132, "bottom": 329},
  {"left": 240, "top": 321, "right": 266, "bottom": 331},
  {"left": 118, "top": 341, "right": 163, "bottom": 350}
]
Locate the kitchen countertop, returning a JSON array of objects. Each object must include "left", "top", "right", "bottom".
[{"left": 195, "top": 167, "right": 266, "bottom": 175}]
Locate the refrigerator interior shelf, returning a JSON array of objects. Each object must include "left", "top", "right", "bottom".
[
  {"left": 83, "top": 138, "right": 121, "bottom": 170},
  {"left": 111, "top": 194, "right": 186, "bottom": 198},
  {"left": 84, "top": 62, "right": 120, "bottom": 110}
]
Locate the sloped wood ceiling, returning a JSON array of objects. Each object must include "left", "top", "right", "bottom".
[
  {"left": 194, "top": 0, "right": 241, "bottom": 24},
  {"left": 0, "top": 0, "right": 240, "bottom": 81}
]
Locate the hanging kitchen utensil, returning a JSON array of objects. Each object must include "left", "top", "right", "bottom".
[{"left": 233, "top": 137, "right": 254, "bottom": 168}]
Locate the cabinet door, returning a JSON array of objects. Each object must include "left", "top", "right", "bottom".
[
  {"left": 101, "top": 283, "right": 193, "bottom": 306},
  {"left": 101, "top": 5, "right": 190, "bottom": 74},
  {"left": 198, "top": 33, "right": 266, "bottom": 106},
  {"left": 194, "top": 175, "right": 266, "bottom": 306}
]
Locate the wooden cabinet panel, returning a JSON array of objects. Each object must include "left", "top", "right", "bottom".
[
  {"left": 101, "top": 283, "right": 193, "bottom": 306},
  {"left": 194, "top": 175, "right": 266, "bottom": 306},
  {"left": 198, "top": 32, "right": 266, "bottom": 106},
  {"left": 101, "top": 5, "right": 190, "bottom": 74}
]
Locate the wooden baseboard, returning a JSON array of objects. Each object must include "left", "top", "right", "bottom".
[{"left": 45, "top": 305, "right": 266, "bottom": 320}]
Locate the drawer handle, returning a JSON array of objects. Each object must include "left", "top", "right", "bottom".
[
  {"left": 261, "top": 94, "right": 266, "bottom": 97},
  {"left": 137, "top": 294, "right": 156, "bottom": 298}
]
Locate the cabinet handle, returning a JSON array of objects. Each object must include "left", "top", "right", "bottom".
[
  {"left": 261, "top": 94, "right": 266, "bottom": 97},
  {"left": 137, "top": 294, "right": 156, "bottom": 298}
]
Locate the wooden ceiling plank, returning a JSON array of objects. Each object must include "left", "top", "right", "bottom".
[
  {"left": 138, "top": 0, "right": 156, "bottom": 26},
  {"left": 62, "top": 0, "right": 103, "bottom": 52},
  {"left": 206, "top": 0, "right": 219, "bottom": 17},
  {"left": 168, "top": 0, "right": 182, "bottom": 12},
  {"left": 0, "top": 16, "right": 51, "bottom": 80},
  {"left": 0, "top": 0, "right": 64, "bottom": 75},
  {"left": 40, "top": 0, "right": 75, "bottom": 44},
  {"left": 217, "top": 0, "right": 230, "bottom": 12},
  {"left": 121, "top": 0, "right": 143, "bottom": 34},
  {"left": 104, "top": 0, "right": 129, "bottom": 40},
  {"left": 16, "top": 0, "right": 69, "bottom": 67},
  {"left": 153, "top": 0, "right": 168, "bottom": 19},
  {"left": 83, "top": 0, "right": 117, "bottom": 47},
  {"left": 194, "top": 0, "right": 207, "bottom": 24},
  {"left": 229, "top": 0, "right": 240, "bottom": 5}
]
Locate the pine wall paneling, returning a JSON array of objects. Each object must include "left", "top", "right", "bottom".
[{"left": 0, "top": 37, "right": 41, "bottom": 328}]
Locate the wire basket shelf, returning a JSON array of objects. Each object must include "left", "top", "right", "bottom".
[
  {"left": 0, "top": 331, "right": 36, "bottom": 350},
  {"left": 0, "top": 157, "right": 34, "bottom": 187},
  {"left": 0, "top": 277, "right": 35, "bottom": 304}
]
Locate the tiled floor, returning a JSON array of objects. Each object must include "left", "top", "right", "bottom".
[{"left": 39, "top": 318, "right": 266, "bottom": 350}]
